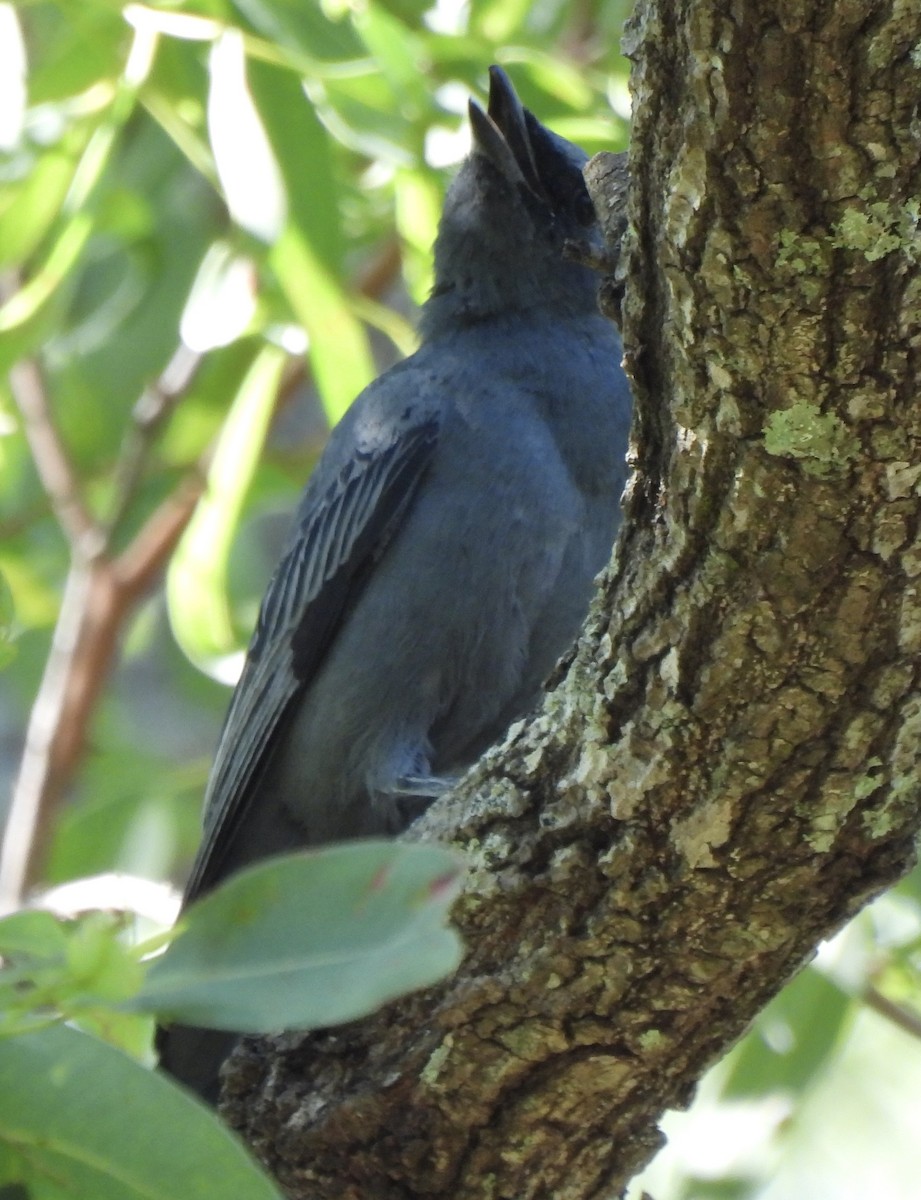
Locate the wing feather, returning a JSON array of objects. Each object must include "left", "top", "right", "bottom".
[{"left": 183, "top": 412, "right": 441, "bottom": 902}]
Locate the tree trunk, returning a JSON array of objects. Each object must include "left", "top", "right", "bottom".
[{"left": 221, "top": 2, "right": 921, "bottom": 1195}]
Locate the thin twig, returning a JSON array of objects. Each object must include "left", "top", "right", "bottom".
[
  {"left": 8, "top": 358, "right": 101, "bottom": 558},
  {"left": 0, "top": 559, "right": 100, "bottom": 912},
  {"left": 116, "top": 469, "right": 206, "bottom": 600},
  {"left": 0, "top": 468, "right": 205, "bottom": 912},
  {"left": 106, "top": 346, "right": 202, "bottom": 540},
  {"left": 1, "top": 349, "right": 206, "bottom": 910},
  {"left": 864, "top": 985, "right": 921, "bottom": 1042}
]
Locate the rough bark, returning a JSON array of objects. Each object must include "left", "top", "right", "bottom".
[{"left": 221, "top": 2, "right": 921, "bottom": 1196}]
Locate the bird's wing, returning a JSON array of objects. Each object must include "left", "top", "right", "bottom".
[{"left": 183, "top": 409, "right": 442, "bottom": 903}]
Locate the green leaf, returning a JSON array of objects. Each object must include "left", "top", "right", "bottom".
[
  {"left": 270, "top": 225, "right": 374, "bottom": 424},
  {"left": 0, "top": 1023, "right": 281, "bottom": 1199},
  {"left": 351, "top": 5, "right": 430, "bottom": 116},
  {"left": 0, "top": 567, "right": 16, "bottom": 671},
  {"left": 231, "top": 0, "right": 366, "bottom": 65},
  {"left": 166, "top": 342, "right": 287, "bottom": 668},
  {"left": 207, "top": 31, "right": 285, "bottom": 242},
  {"left": 248, "top": 61, "right": 376, "bottom": 422},
  {"left": 0, "top": 130, "right": 88, "bottom": 270},
  {"left": 721, "top": 966, "right": 853, "bottom": 1099},
  {"left": 0, "top": 211, "right": 94, "bottom": 356},
  {"left": 133, "top": 841, "right": 464, "bottom": 1031},
  {"left": 64, "top": 913, "right": 144, "bottom": 1004},
  {"left": 247, "top": 59, "right": 344, "bottom": 271},
  {"left": 0, "top": 911, "right": 67, "bottom": 961},
  {"left": 0, "top": 911, "right": 147, "bottom": 1042}
]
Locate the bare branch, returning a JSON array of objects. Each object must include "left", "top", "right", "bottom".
[
  {"left": 864, "top": 986, "right": 921, "bottom": 1044},
  {"left": 106, "top": 346, "right": 202, "bottom": 540},
  {"left": 1, "top": 343, "right": 208, "bottom": 909},
  {"left": 0, "top": 560, "right": 108, "bottom": 911},
  {"left": 9, "top": 358, "right": 101, "bottom": 557},
  {"left": 116, "top": 469, "right": 206, "bottom": 601}
]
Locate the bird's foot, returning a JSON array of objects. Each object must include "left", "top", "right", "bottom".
[
  {"left": 378, "top": 774, "right": 459, "bottom": 828},
  {"left": 387, "top": 774, "right": 458, "bottom": 798}
]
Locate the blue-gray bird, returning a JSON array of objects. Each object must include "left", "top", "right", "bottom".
[{"left": 158, "top": 65, "right": 632, "bottom": 1102}]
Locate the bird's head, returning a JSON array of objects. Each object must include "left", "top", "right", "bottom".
[{"left": 421, "top": 65, "right": 604, "bottom": 336}]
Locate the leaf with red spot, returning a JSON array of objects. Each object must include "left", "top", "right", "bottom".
[{"left": 131, "top": 841, "right": 464, "bottom": 1032}]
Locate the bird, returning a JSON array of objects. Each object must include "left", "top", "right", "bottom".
[{"left": 157, "top": 64, "right": 633, "bottom": 1102}]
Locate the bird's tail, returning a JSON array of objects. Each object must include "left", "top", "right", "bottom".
[{"left": 156, "top": 1022, "right": 239, "bottom": 1106}]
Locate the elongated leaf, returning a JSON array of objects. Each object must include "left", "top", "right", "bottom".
[
  {"left": 0, "top": 132, "right": 87, "bottom": 269},
  {"left": 231, "top": 0, "right": 365, "bottom": 64},
  {"left": 166, "top": 342, "right": 287, "bottom": 670},
  {"left": 0, "top": 565, "right": 15, "bottom": 671},
  {"left": 270, "top": 225, "right": 374, "bottom": 423},
  {"left": 133, "top": 841, "right": 464, "bottom": 1031},
  {"left": 247, "top": 60, "right": 344, "bottom": 272},
  {"left": 249, "top": 61, "right": 375, "bottom": 422},
  {"left": 0, "top": 1023, "right": 281, "bottom": 1199},
  {"left": 207, "top": 31, "right": 285, "bottom": 242}
]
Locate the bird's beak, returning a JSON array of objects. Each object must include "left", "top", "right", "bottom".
[{"left": 469, "top": 65, "right": 549, "bottom": 204}]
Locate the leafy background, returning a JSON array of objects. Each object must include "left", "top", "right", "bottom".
[{"left": 1, "top": 1, "right": 920, "bottom": 1197}]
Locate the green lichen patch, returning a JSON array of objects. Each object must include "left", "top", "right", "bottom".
[
  {"left": 831, "top": 192, "right": 921, "bottom": 263},
  {"left": 763, "top": 401, "right": 859, "bottom": 477},
  {"left": 776, "top": 230, "right": 827, "bottom": 275}
]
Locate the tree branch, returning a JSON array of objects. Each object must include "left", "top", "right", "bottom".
[
  {"left": 0, "top": 345, "right": 206, "bottom": 911},
  {"left": 864, "top": 986, "right": 921, "bottom": 1043},
  {"left": 9, "top": 357, "right": 100, "bottom": 557},
  {"left": 220, "top": 2, "right": 921, "bottom": 1196},
  {"left": 0, "top": 468, "right": 207, "bottom": 913},
  {"left": 106, "top": 346, "right": 202, "bottom": 541}
]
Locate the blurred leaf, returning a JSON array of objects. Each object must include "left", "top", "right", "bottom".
[
  {"left": 157, "top": 339, "right": 265, "bottom": 466},
  {"left": 0, "top": 566, "right": 15, "bottom": 669},
  {"left": 247, "top": 59, "right": 344, "bottom": 270},
  {"left": 133, "top": 841, "right": 464, "bottom": 1031},
  {"left": 0, "top": 211, "right": 94, "bottom": 365},
  {"left": 249, "top": 59, "right": 375, "bottom": 421},
  {"left": 46, "top": 749, "right": 208, "bottom": 886},
  {"left": 0, "top": 1023, "right": 282, "bottom": 1199},
  {"left": 70, "top": 1006, "right": 154, "bottom": 1063},
  {"left": 180, "top": 241, "right": 258, "bottom": 351},
  {"left": 21, "top": 2, "right": 128, "bottom": 103},
  {"left": 471, "top": 0, "right": 536, "bottom": 43},
  {"left": 167, "top": 342, "right": 287, "bottom": 666},
  {"left": 64, "top": 912, "right": 145, "bottom": 1004},
  {"left": 0, "top": 80, "right": 140, "bottom": 372},
  {"left": 722, "top": 967, "right": 853, "bottom": 1099},
  {"left": 270, "top": 225, "right": 373, "bottom": 423},
  {"left": 0, "top": 910, "right": 138, "bottom": 1043},
  {"left": 0, "top": 129, "right": 89, "bottom": 269},
  {"left": 312, "top": 71, "right": 417, "bottom": 162},
  {"left": 0, "top": 910, "right": 67, "bottom": 960},
  {"left": 48, "top": 123, "right": 217, "bottom": 464},
  {"left": 0, "top": 552, "right": 60, "bottom": 631},
  {"left": 351, "top": 291, "right": 417, "bottom": 358},
  {"left": 394, "top": 165, "right": 440, "bottom": 304},
  {"left": 351, "top": 5, "right": 429, "bottom": 116},
  {"left": 231, "top": 0, "right": 366, "bottom": 67},
  {"left": 0, "top": 905, "right": 157, "bottom": 1058},
  {"left": 552, "top": 116, "right": 630, "bottom": 154},
  {"left": 207, "top": 30, "right": 285, "bottom": 242},
  {"left": 895, "top": 859, "right": 921, "bottom": 910}
]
